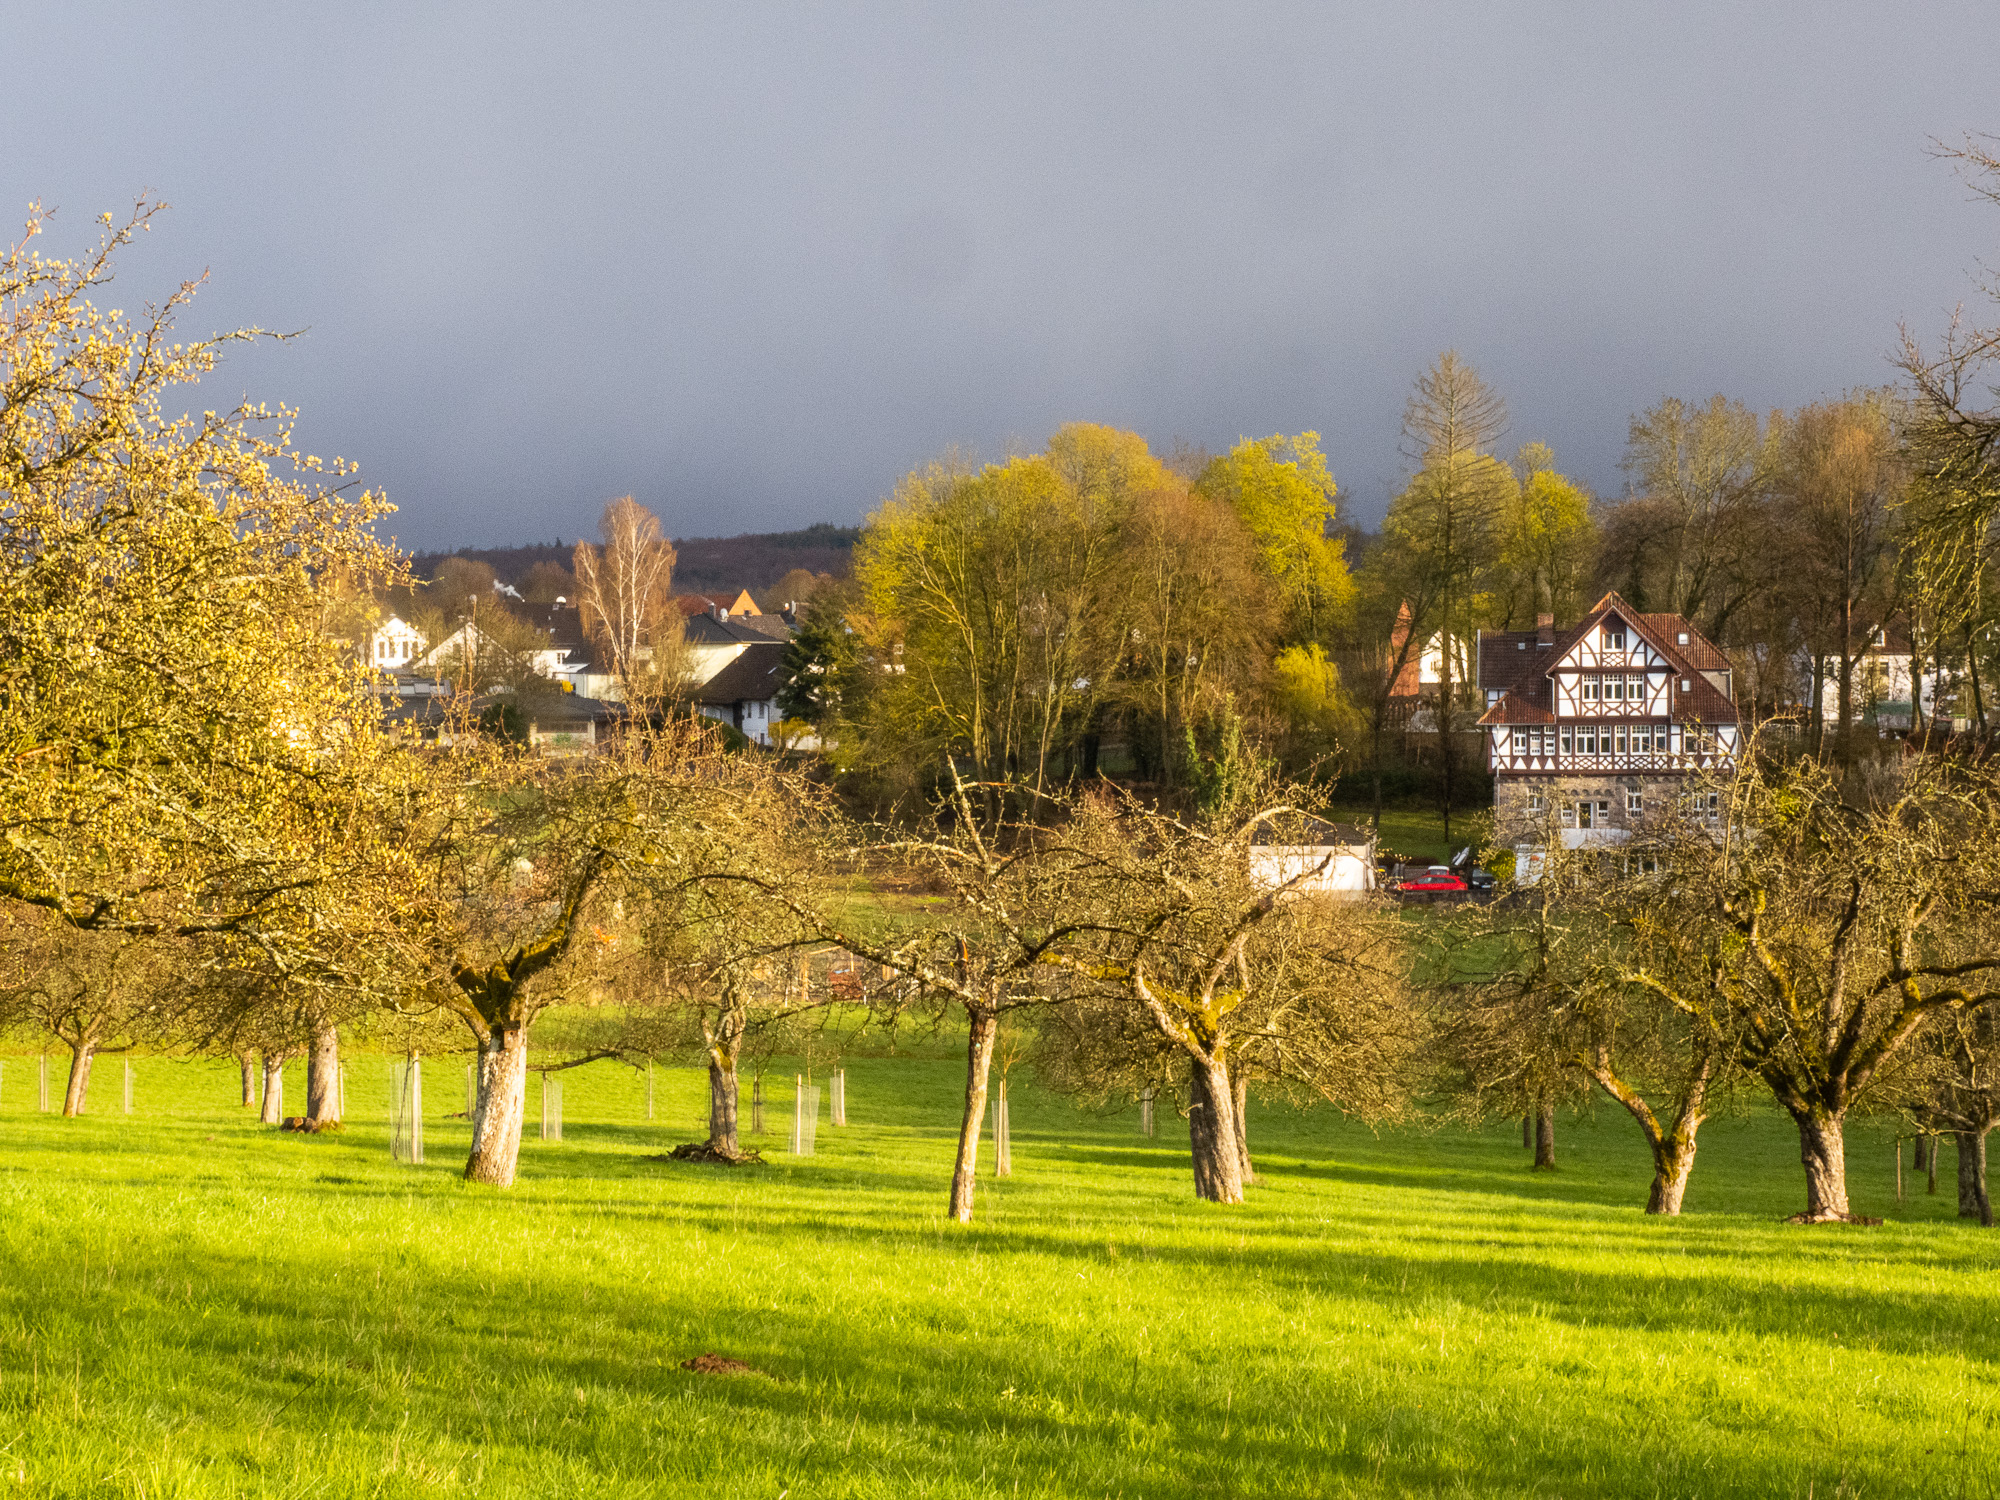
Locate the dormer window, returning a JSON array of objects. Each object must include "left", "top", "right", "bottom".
[{"left": 1677, "top": 632, "right": 1689, "bottom": 646}]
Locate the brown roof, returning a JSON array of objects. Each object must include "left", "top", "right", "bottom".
[
  {"left": 1477, "top": 630, "right": 1544, "bottom": 697},
  {"left": 1476, "top": 592, "right": 1739, "bottom": 727},
  {"left": 1636, "top": 612, "right": 1728, "bottom": 672},
  {"left": 1673, "top": 672, "right": 1738, "bottom": 723},
  {"left": 1478, "top": 692, "right": 1556, "bottom": 725},
  {"left": 689, "top": 642, "right": 787, "bottom": 705}
]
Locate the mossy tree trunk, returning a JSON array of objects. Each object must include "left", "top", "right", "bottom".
[
  {"left": 1533, "top": 1094, "right": 1557, "bottom": 1170},
  {"left": 1587, "top": 1047, "right": 1712, "bottom": 1215},
  {"left": 1792, "top": 1109, "right": 1854, "bottom": 1222},
  {"left": 1187, "top": 1054, "right": 1245, "bottom": 1204},
  {"left": 704, "top": 984, "right": 747, "bottom": 1156},
  {"left": 1957, "top": 1131, "right": 1992, "bottom": 1226},
  {"left": 305, "top": 1023, "right": 342, "bottom": 1128},
  {"left": 238, "top": 1053, "right": 256, "bottom": 1107}
]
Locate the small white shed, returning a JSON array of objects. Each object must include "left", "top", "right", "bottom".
[{"left": 1249, "top": 819, "right": 1377, "bottom": 898}]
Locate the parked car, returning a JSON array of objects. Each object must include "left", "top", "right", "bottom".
[
  {"left": 1465, "top": 868, "right": 1497, "bottom": 894},
  {"left": 1391, "top": 868, "right": 1467, "bottom": 894}
]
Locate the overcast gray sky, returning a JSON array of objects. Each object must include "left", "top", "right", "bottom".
[{"left": 5, "top": 3, "right": 1998, "bottom": 550}]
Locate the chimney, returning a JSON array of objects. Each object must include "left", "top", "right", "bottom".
[{"left": 1536, "top": 612, "right": 1555, "bottom": 648}]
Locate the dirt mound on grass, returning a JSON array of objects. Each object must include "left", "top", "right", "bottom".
[
  {"left": 279, "top": 1117, "right": 343, "bottom": 1134},
  {"left": 650, "top": 1142, "right": 765, "bottom": 1165},
  {"left": 680, "top": 1354, "right": 767, "bottom": 1377}
]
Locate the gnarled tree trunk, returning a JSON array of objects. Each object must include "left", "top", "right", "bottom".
[
  {"left": 1533, "top": 1096, "right": 1556, "bottom": 1170},
  {"left": 465, "top": 1027, "right": 531, "bottom": 1186},
  {"left": 704, "top": 994, "right": 746, "bottom": 1155},
  {"left": 708, "top": 1051, "right": 741, "bottom": 1155},
  {"left": 1188, "top": 1054, "right": 1245, "bottom": 1204},
  {"left": 1589, "top": 1049, "right": 1711, "bottom": 1215},
  {"left": 1792, "top": 1111, "right": 1854, "bottom": 1222},
  {"left": 61, "top": 1043, "right": 95, "bottom": 1117},
  {"left": 949, "top": 1007, "right": 998, "bottom": 1223},
  {"left": 305, "top": 1023, "right": 342, "bottom": 1129},
  {"left": 239, "top": 1053, "right": 256, "bottom": 1107},
  {"left": 259, "top": 1052, "right": 285, "bottom": 1125},
  {"left": 1957, "top": 1131, "right": 1992, "bottom": 1226},
  {"left": 1647, "top": 1127, "right": 1700, "bottom": 1214}
]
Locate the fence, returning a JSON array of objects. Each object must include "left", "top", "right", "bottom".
[{"left": 389, "top": 1056, "right": 424, "bottom": 1164}]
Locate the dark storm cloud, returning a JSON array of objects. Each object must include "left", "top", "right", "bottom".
[{"left": 4, "top": 3, "right": 1997, "bottom": 549}]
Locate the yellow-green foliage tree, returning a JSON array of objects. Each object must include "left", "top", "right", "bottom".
[
  {"left": 1195, "top": 433, "right": 1353, "bottom": 644},
  {"left": 1489, "top": 443, "right": 1597, "bottom": 629},
  {"left": 0, "top": 200, "right": 400, "bottom": 954},
  {"left": 855, "top": 425, "right": 1165, "bottom": 807}
]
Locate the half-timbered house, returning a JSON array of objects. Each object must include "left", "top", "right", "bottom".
[{"left": 1477, "top": 591, "right": 1739, "bottom": 847}]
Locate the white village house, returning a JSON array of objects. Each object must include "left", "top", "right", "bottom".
[{"left": 1477, "top": 592, "right": 1741, "bottom": 863}]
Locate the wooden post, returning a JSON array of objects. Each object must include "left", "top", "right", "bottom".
[
  {"left": 1928, "top": 1135, "right": 1940, "bottom": 1195},
  {"left": 1896, "top": 1140, "right": 1904, "bottom": 1203},
  {"left": 751, "top": 1074, "right": 764, "bottom": 1135},
  {"left": 993, "top": 1078, "right": 1011, "bottom": 1176},
  {"left": 410, "top": 1056, "right": 424, "bottom": 1163},
  {"left": 646, "top": 1057, "right": 655, "bottom": 1121},
  {"left": 39, "top": 1054, "right": 49, "bottom": 1113},
  {"left": 1140, "top": 1087, "right": 1155, "bottom": 1138},
  {"left": 790, "top": 1073, "right": 803, "bottom": 1154},
  {"left": 123, "top": 1061, "right": 134, "bottom": 1115},
  {"left": 830, "top": 1069, "right": 847, "bottom": 1126}
]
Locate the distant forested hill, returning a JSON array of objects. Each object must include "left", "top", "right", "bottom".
[{"left": 410, "top": 522, "right": 859, "bottom": 593}]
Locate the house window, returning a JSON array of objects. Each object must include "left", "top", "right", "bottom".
[
  {"left": 1577, "top": 726, "right": 1598, "bottom": 755},
  {"left": 1628, "top": 673, "right": 1645, "bottom": 701},
  {"left": 1527, "top": 790, "right": 1545, "bottom": 812},
  {"left": 1512, "top": 728, "right": 1527, "bottom": 754},
  {"left": 1581, "top": 675, "right": 1599, "bottom": 701},
  {"left": 1560, "top": 805, "right": 1576, "bottom": 827},
  {"left": 1615, "top": 726, "right": 1628, "bottom": 754},
  {"left": 1605, "top": 628, "right": 1626, "bottom": 651},
  {"left": 1677, "top": 632, "right": 1690, "bottom": 645},
  {"left": 1627, "top": 791, "right": 1644, "bottom": 814},
  {"left": 1560, "top": 726, "right": 1573, "bottom": 754},
  {"left": 1576, "top": 800, "right": 1611, "bottom": 830}
]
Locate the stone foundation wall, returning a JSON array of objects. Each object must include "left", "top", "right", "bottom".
[{"left": 1493, "top": 774, "right": 1692, "bottom": 845}]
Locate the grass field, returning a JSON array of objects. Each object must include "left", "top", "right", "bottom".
[{"left": 0, "top": 1048, "right": 1995, "bottom": 1498}]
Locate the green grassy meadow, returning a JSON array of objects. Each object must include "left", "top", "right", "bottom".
[{"left": 0, "top": 1048, "right": 1995, "bottom": 1498}]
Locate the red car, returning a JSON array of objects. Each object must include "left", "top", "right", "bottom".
[{"left": 1392, "top": 867, "right": 1467, "bottom": 894}]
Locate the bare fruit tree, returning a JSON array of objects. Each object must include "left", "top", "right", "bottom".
[
  {"left": 1615, "top": 750, "right": 2000, "bottom": 1223},
  {"left": 1036, "top": 794, "right": 1419, "bottom": 1204}
]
